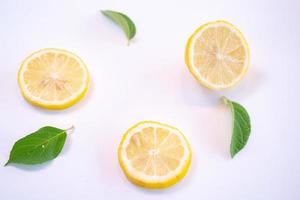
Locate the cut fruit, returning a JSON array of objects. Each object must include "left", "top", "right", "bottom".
[
  {"left": 185, "top": 20, "right": 250, "bottom": 90},
  {"left": 118, "top": 121, "right": 192, "bottom": 189},
  {"left": 18, "top": 48, "right": 89, "bottom": 109}
]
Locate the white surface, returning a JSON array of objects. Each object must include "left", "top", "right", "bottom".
[{"left": 0, "top": 0, "right": 299, "bottom": 199}]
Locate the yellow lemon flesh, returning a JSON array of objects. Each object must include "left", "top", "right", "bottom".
[
  {"left": 185, "top": 20, "right": 250, "bottom": 90},
  {"left": 118, "top": 121, "right": 192, "bottom": 189},
  {"left": 18, "top": 48, "right": 89, "bottom": 109}
]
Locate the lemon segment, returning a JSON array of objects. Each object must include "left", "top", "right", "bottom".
[
  {"left": 18, "top": 48, "right": 89, "bottom": 109},
  {"left": 185, "top": 20, "right": 250, "bottom": 90},
  {"left": 118, "top": 121, "right": 192, "bottom": 189}
]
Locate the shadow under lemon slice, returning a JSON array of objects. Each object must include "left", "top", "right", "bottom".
[
  {"left": 18, "top": 48, "right": 89, "bottom": 109},
  {"left": 118, "top": 121, "right": 192, "bottom": 189}
]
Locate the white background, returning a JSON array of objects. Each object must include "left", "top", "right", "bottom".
[{"left": 0, "top": 0, "right": 300, "bottom": 199}]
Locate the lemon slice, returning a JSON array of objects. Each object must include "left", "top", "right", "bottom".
[
  {"left": 18, "top": 48, "right": 89, "bottom": 109},
  {"left": 185, "top": 20, "right": 250, "bottom": 90},
  {"left": 118, "top": 121, "right": 192, "bottom": 189}
]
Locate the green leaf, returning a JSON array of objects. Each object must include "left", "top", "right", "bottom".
[
  {"left": 101, "top": 10, "right": 136, "bottom": 42},
  {"left": 5, "top": 126, "right": 74, "bottom": 166},
  {"left": 222, "top": 97, "right": 251, "bottom": 158}
]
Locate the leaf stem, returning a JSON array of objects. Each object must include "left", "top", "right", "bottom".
[
  {"left": 65, "top": 125, "right": 75, "bottom": 134},
  {"left": 221, "top": 96, "right": 229, "bottom": 105}
]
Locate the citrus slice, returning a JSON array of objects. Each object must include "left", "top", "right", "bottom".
[
  {"left": 18, "top": 48, "right": 89, "bottom": 109},
  {"left": 185, "top": 20, "right": 250, "bottom": 90},
  {"left": 118, "top": 121, "right": 192, "bottom": 189}
]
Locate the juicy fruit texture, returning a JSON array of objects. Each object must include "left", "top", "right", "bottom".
[
  {"left": 18, "top": 48, "right": 89, "bottom": 109},
  {"left": 185, "top": 20, "right": 250, "bottom": 90},
  {"left": 118, "top": 121, "right": 192, "bottom": 189}
]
